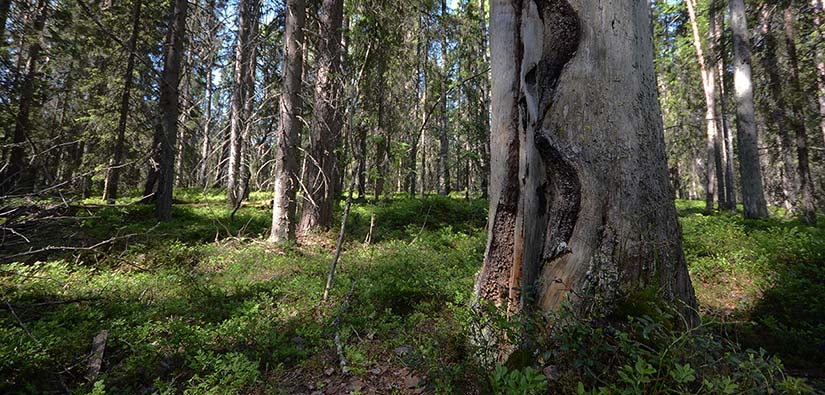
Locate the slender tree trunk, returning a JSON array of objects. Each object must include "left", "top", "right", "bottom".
[
  {"left": 357, "top": 123, "right": 367, "bottom": 199},
  {"left": 478, "top": 0, "right": 491, "bottom": 199},
  {"left": 1, "top": 0, "right": 47, "bottom": 195},
  {"left": 474, "top": 0, "right": 697, "bottom": 356},
  {"left": 783, "top": 4, "right": 817, "bottom": 225},
  {"left": 238, "top": 9, "right": 258, "bottom": 203},
  {"left": 270, "top": 0, "right": 305, "bottom": 242},
  {"left": 438, "top": 0, "right": 450, "bottom": 196},
  {"left": 199, "top": 65, "right": 213, "bottom": 187},
  {"left": 708, "top": 2, "right": 727, "bottom": 209},
  {"left": 227, "top": 0, "right": 259, "bottom": 209},
  {"left": 686, "top": 0, "right": 720, "bottom": 212},
  {"left": 156, "top": 0, "right": 188, "bottom": 221},
  {"left": 712, "top": 0, "right": 736, "bottom": 211},
  {"left": 103, "top": 0, "right": 142, "bottom": 202},
  {"left": 729, "top": 0, "right": 768, "bottom": 219},
  {"left": 812, "top": 0, "right": 825, "bottom": 146},
  {"left": 175, "top": 49, "right": 192, "bottom": 188},
  {"left": 419, "top": 26, "right": 429, "bottom": 198}
]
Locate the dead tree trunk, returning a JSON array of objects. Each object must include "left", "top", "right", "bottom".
[
  {"left": 103, "top": 0, "right": 142, "bottom": 202},
  {"left": 270, "top": 0, "right": 305, "bottom": 242},
  {"left": 686, "top": 0, "right": 720, "bottom": 212},
  {"left": 474, "top": 0, "right": 697, "bottom": 360},
  {"left": 156, "top": 0, "right": 188, "bottom": 221},
  {"left": 729, "top": 0, "right": 768, "bottom": 219}
]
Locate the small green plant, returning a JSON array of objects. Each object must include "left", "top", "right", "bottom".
[
  {"left": 184, "top": 351, "right": 260, "bottom": 395},
  {"left": 490, "top": 364, "right": 547, "bottom": 395}
]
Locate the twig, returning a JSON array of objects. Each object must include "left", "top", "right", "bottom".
[
  {"left": 322, "top": 173, "right": 356, "bottom": 305},
  {"left": 3, "top": 299, "right": 39, "bottom": 344},
  {"left": 363, "top": 213, "right": 375, "bottom": 248}
]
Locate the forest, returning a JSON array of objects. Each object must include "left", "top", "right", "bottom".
[{"left": 0, "top": 0, "right": 824, "bottom": 393}]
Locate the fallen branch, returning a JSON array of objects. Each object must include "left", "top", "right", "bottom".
[
  {"left": 3, "top": 299, "right": 39, "bottom": 344},
  {"left": 332, "top": 280, "right": 357, "bottom": 376},
  {"left": 1, "top": 224, "right": 159, "bottom": 261}
]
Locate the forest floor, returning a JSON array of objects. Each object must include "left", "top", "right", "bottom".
[{"left": 1, "top": 191, "right": 824, "bottom": 394}]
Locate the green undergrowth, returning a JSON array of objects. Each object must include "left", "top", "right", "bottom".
[
  {"left": 676, "top": 199, "right": 825, "bottom": 371},
  {"left": 0, "top": 194, "right": 823, "bottom": 393}
]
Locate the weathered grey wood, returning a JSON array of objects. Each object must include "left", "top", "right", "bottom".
[{"left": 475, "top": 0, "right": 698, "bottom": 361}]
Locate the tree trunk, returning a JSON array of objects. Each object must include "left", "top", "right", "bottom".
[
  {"left": 0, "top": 0, "right": 11, "bottom": 44},
  {"left": 299, "top": 0, "right": 344, "bottom": 234},
  {"left": 227, "top": 0, "right": 259, "bottom": 209},
  {"left": 474, "top": 0, "right": 697, "bottom": 355},
  {"left": 728, "top": 0, "right": 768, "bottom": 219},
  {"left": 103, "top": 0, "right": 142, "bottom": 203},
  {"left": 708, "top": 2, "right": 727, "bottom": 210},
  {"left": 174, "top": 48, "right": 192, "bottom": 188},
  {"left": 199, "top": 64, "right": 213, "bottom": 187},
  {"left": 686, "top": 0, "right": 720, "bottom": 212},
  {"left": 419, "top": 26, "right": 429, "bottom": 198},
  {"left": 812, "top": 0, "right": 825, "bottom": 147},
  {"left": 156, "top": 0, "right": 188, "bottom": 221},
  {"left": 783, "top": 4, "right": 816, "bottom": 225},
  {"left": 759, "top": 8, "right": 798, "bottom": 213},
  {"left": 0, "top": 0, "right": 48, "bottom": 195},
  {"left": 270, "top": 0, "right": 305, "bottom": 242},
  {"left": 197, "top": 0, "right": 217, "bottom": 188},
  {"left": 712, "top": 0, "right": 736, "bottom": 211},
  {"left": 478, "top": 0, "right": 491, "bottom": 200},
  {"left": 438, "top": 0, "right": 450, "bottom": 196}
]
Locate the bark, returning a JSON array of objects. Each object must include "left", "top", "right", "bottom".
[
  {"left": 813, "top": 0, "right": 825, "bottom": 146},
  {"left": 759, "top": 8, "right": 798, "bottom": 213},
  {"left": 783, "top": 4, "right": 816, "bottom": 225},
  {"left": 478, "top": 0, "right": 491, "bottom": 199},
  {"left": 228, "top": 0, "right": 260, "bottom": 209},
  {"left": 708, "top": 2, "right": 727, "bottom": 210},
  {"left": 155, "top": 0, "right": 188, "bottom": 221},
  {"left": 0, "top": 0, "right": 11, "bottom": 43},
  {"left": 438, "top": 0, "right": 450, "bottom": 196},
  {"left": 474, "top": 0, "right": 697, "bottom": 357},
  {"left": 729, "top": 0, "right": 768, "bottom": 219},
  {"left": 686, "top": 0, "right": 720, "bottom": 212},
  {"left": 298, "top": 0, "right": 344, "bottom": 234},
  {"left": 712, "top": 0, "right": 736, "bottom": 211},
  {"left": 198, "top": 64, "right": 213, "bottom": 187},
  {"left": 357, "top": 123, "right": 367, "bottom": 199},
  {"left": 270, "top": 0, "right": 305, "bottom": 242},
  {"left": 1, "top": 0, "right": 47, "bottom": 195},
  {"left": 174, "top": 49, "right": 192, "bottom": 188},
  {"left": 372, "top": 56, "right": 388, "bottom": 202},
  {"left": 103, "top": 0, "right": 142, "bottom": 202},
  {"left": 419, "top": 27, "right": 429, "bottom": 198}
]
